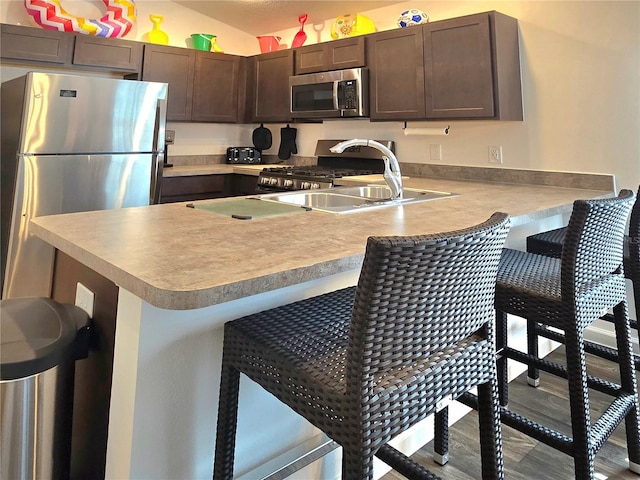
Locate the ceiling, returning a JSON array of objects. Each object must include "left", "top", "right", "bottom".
[{"left": 173, "top": 1, "right": 405, "bottom": 36}]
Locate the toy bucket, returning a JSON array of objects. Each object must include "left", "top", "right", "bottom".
[
  {"left": 256, "top": 36, "right": 281, "bottom": 53},
  {"left": 191, "top": 33, "right": 214, "bottom": 51}
]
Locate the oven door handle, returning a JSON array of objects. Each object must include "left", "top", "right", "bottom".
[{"left": 333, "top": 81, "right": 340, "bottom": 111}]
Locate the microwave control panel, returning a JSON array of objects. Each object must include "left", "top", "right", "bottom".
[{"left": 339, "top": 80, "right": 357, "bottom": 110}]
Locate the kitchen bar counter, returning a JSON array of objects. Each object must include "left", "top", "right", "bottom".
[
  {"left": 29, "top": 169, "right": 615, "bottom": 480},
  {"left": 32, "top": 174, "right": 613, "bottom": 311}
]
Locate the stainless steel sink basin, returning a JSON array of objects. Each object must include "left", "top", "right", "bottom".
[
  {"left": 260, "top": 191, "right": 371, "bottom": 211},
  {"left": 258, "top": 185, "right": 457, "bottom": 214},
  {"left": 334, "top": 185, "right": 455, "bottom": 201}
]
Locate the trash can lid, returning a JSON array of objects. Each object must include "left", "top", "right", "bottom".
[{"left": 1, "top": 297, "right": 89, "bottom": 381}]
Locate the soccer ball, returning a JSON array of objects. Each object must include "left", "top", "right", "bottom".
[{"left": 397, "top": 9, "right": 429, "bottom": 28}]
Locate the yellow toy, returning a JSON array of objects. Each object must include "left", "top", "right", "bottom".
[
  {"left": 148, "top": 14, "right": 168, "bottom": 45},
  {"left": 330, "top": 13, "right": 376, "bottom": 40}
]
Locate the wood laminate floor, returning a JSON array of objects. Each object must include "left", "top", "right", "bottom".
[{"left": 381, "top": 347, "right": 640, "bottom": 480}]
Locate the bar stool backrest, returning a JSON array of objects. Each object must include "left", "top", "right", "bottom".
[
  {"left": 560, "top": 190, "right": 635, "bottom": 301},
  {"left": 346, "top": 212, "right": 511, "bottom": 398},
  {"left": 628, "top": 187, "right": 640, "bottom": 274}
]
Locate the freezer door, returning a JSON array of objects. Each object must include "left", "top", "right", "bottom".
[
  {"left": 19, "top": 72, "right": 168, "bottom": 155},
  {"left": 3, "top": 153, "right": 153, "bottom": 299}
]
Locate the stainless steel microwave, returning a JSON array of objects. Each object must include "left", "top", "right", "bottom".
[{"left": 289, "top": 68, "right": 369, "bottom": 119}]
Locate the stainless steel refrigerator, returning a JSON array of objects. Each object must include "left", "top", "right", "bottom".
[{"left": 1, "top": 72, "right": 168, "bottom": 299}]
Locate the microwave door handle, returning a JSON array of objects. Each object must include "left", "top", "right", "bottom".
[{"left": 333, "top": 81, "right": 340, "bottom": 111}]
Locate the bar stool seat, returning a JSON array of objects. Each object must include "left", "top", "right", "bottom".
[{"left": 213, "top": 213, "right": 511, "bottom": 480}]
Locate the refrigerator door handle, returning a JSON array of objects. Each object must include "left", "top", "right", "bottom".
[
  {"left": 154, "top": 97, "right": 167, "bottom": 154},
  {"left": 151, "top": 97, "right": 168, "bottom": 205},
  {"left": 150, "top": 153, "right": 163, "bottom": 205}
]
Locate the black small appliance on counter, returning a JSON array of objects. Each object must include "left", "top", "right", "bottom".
[{"left": 226, "top": 147, "right": 262, "bottom": 164}]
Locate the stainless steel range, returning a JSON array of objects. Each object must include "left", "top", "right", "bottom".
[{"left": 256, "top": 139, "right": 395, "bottom": 193}]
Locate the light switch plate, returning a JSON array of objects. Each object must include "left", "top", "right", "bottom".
[
  {"left": 75, "top": 282, "right": 95, "bottom": 318},
  {"left": 430, "top": 144, "right": 441, "bottom": 161}
]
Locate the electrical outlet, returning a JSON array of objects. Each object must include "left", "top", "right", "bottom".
[
  {"left": 75, "top": 282, "right": 95, "bottom": 318},
  {"left": 489, "top": 145, "right": 503, "bottom": 164},
  {"left": 430, "top": 144, "right": 441, "bottom": 161}
]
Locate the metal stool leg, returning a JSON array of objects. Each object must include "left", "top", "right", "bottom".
[
  {"left": 564, "top": 325, "right": 594, "bottom": 480},
  {"left": 433, "top": 407, "right": 449, "bottom": 465},
  {"left": 477, "top": 376, "right": 504, "bottom": 480},
  {"left": 213, "top": 361, "right": 241, "bottom": 480},
  {"left": 526, "top": 318, "right": 540, "bottom": 387},
  {"left": 495, "top": 310, "right": 509, "bottom": 406},
  {"left": 612, "top": 302, "right": 640, "bottom": 474}
]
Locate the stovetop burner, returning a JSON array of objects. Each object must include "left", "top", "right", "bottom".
[
  {"left": 262, "top": 166, "right": 379, "bottom": 179},
  {"left": 256, "top": 139, "right": 395, "bottom": 193}
]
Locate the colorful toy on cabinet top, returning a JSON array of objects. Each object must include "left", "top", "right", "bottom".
[
  {"left": 191, "top": 33, "right": 224, "bottom": 53},
  {"left": 148, "top": 14, "right": 168, "bottom": 44},
  {"left": 24, "top": 0, "right": 136, "bottom": 38},
  {"left": 397, "top": 9, "right": 429, "bottom": 28},
  {"left": 256, "top": 35, "right": 281, "bottom": 53},
  {"left": 330, "top": 14, "right": 376, "bottom": 39},
  {"left": 291, "top": 13, "right": 308, "bottom": 48}
]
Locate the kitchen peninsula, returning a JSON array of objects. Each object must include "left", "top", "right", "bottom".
[{"left": 31, "top": 171, "right": 614, "bottom": 479}]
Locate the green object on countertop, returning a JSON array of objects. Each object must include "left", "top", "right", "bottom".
[{"left": 190, "top": 199, "right": 310, "bottom": 219}]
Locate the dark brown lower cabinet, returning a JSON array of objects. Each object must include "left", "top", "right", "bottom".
[
  {"left": 160, "top": 174, "right": 259, "bottom": 203},
  {"left": 230, "top": 174, "right": 259, "bottom": 196},
  {"left": 160, "top": 175, "right": 229, "bottom": 203}
]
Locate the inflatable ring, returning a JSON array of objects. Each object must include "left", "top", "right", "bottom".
[{"left": 24, "top": 0, "right": 136, "bottom": 38}]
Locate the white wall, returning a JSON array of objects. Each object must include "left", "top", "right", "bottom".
[{"left": 2, "top": 1, "right": 638, "bottom": 189}]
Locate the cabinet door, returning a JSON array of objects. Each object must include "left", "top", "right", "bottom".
[
  {"left": 294, "top": 43, "right": 326, "bottom": 75},
  {"left": 160, "top": 175, "right": 228, "bottom": 203},
  {"left": 142, "top": 44, "right": 195, "bottom": 121},
  {"left": 247, "top": 50, "right": 294, "bottom": 123},
  {"left": 294, "top": 37, "right": 365, "bottom": 75},
  {"left": 1, "top": 23, "right": 73, "bottom": 65},
  {"left": 367, "top": 28, "right": 425, "bottom": 121},
  {"left": 73, "top": 35, "right": 143, "bottom": 73},
  {"left": 326, "top": 37, "right": 365, "bottom": 71},
  {"left": 423, "top": 14, "right": 494, "bottom": 119},
  {"left": 192, "top": 52, "right": 242, "bottom": 123},
  {"left": 230, "top": 174, "right": 258, "bottom": 196}
]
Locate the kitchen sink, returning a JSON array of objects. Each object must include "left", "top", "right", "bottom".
[
  {"left": 257, "top": 185, "right": 457, "bottom": 214},
  {"left": 332, "top": 185, "right": 455, "bottom": 201}
]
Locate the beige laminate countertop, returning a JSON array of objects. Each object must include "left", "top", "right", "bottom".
[
  {"left": 163, "top": 164, "right": 280, "bottom": 177},
  {"left": 31, "top": 176, "right": 611, "bottom": 310}
]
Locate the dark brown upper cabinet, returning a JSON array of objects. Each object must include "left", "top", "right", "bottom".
[
  {"left": 423, "top": 12, "right": 522, "bottom": 120},
  {"left": 142, "top": 44, "right": 196, "bottom": 121},
  {"left": 245, "top": 49, "right": 294, "bottom": 123},
  {"left": 1, "top": 23, "right": 73, "bottom": 65},
  {"left": 192, "top": 53, "right": 243, "bottom": 123},
  {"left": 366, "top": 27, "right": 426, "bottom": 121},
  {"left": 1, "top": 23, "right": 141, "bottom": 74},
  {"left": 142, "top": 44, "right": 243, "bottom": 123},
  {"left": 367, "top": 11, "right": 523, "bottom": 121},
  {"left": 72, "top": 35, "right": 142, "bottom": 73},
  {"left": 294, "top": 37, "right": 365, "bottom": 75}
]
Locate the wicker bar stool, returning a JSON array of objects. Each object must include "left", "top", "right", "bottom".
[
  {"left": 525, "top": 186, "right": 640, "bottom": 376},
  {"left": 434, "top": 190, "right": 640, "bottom": 479},
  {"left": 213, "top": 213, "right": 511, "bottom": 480}
]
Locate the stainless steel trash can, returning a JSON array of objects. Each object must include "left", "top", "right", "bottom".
[{"left": 1, "top": 297, "right": 90, "bottom": 480}]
